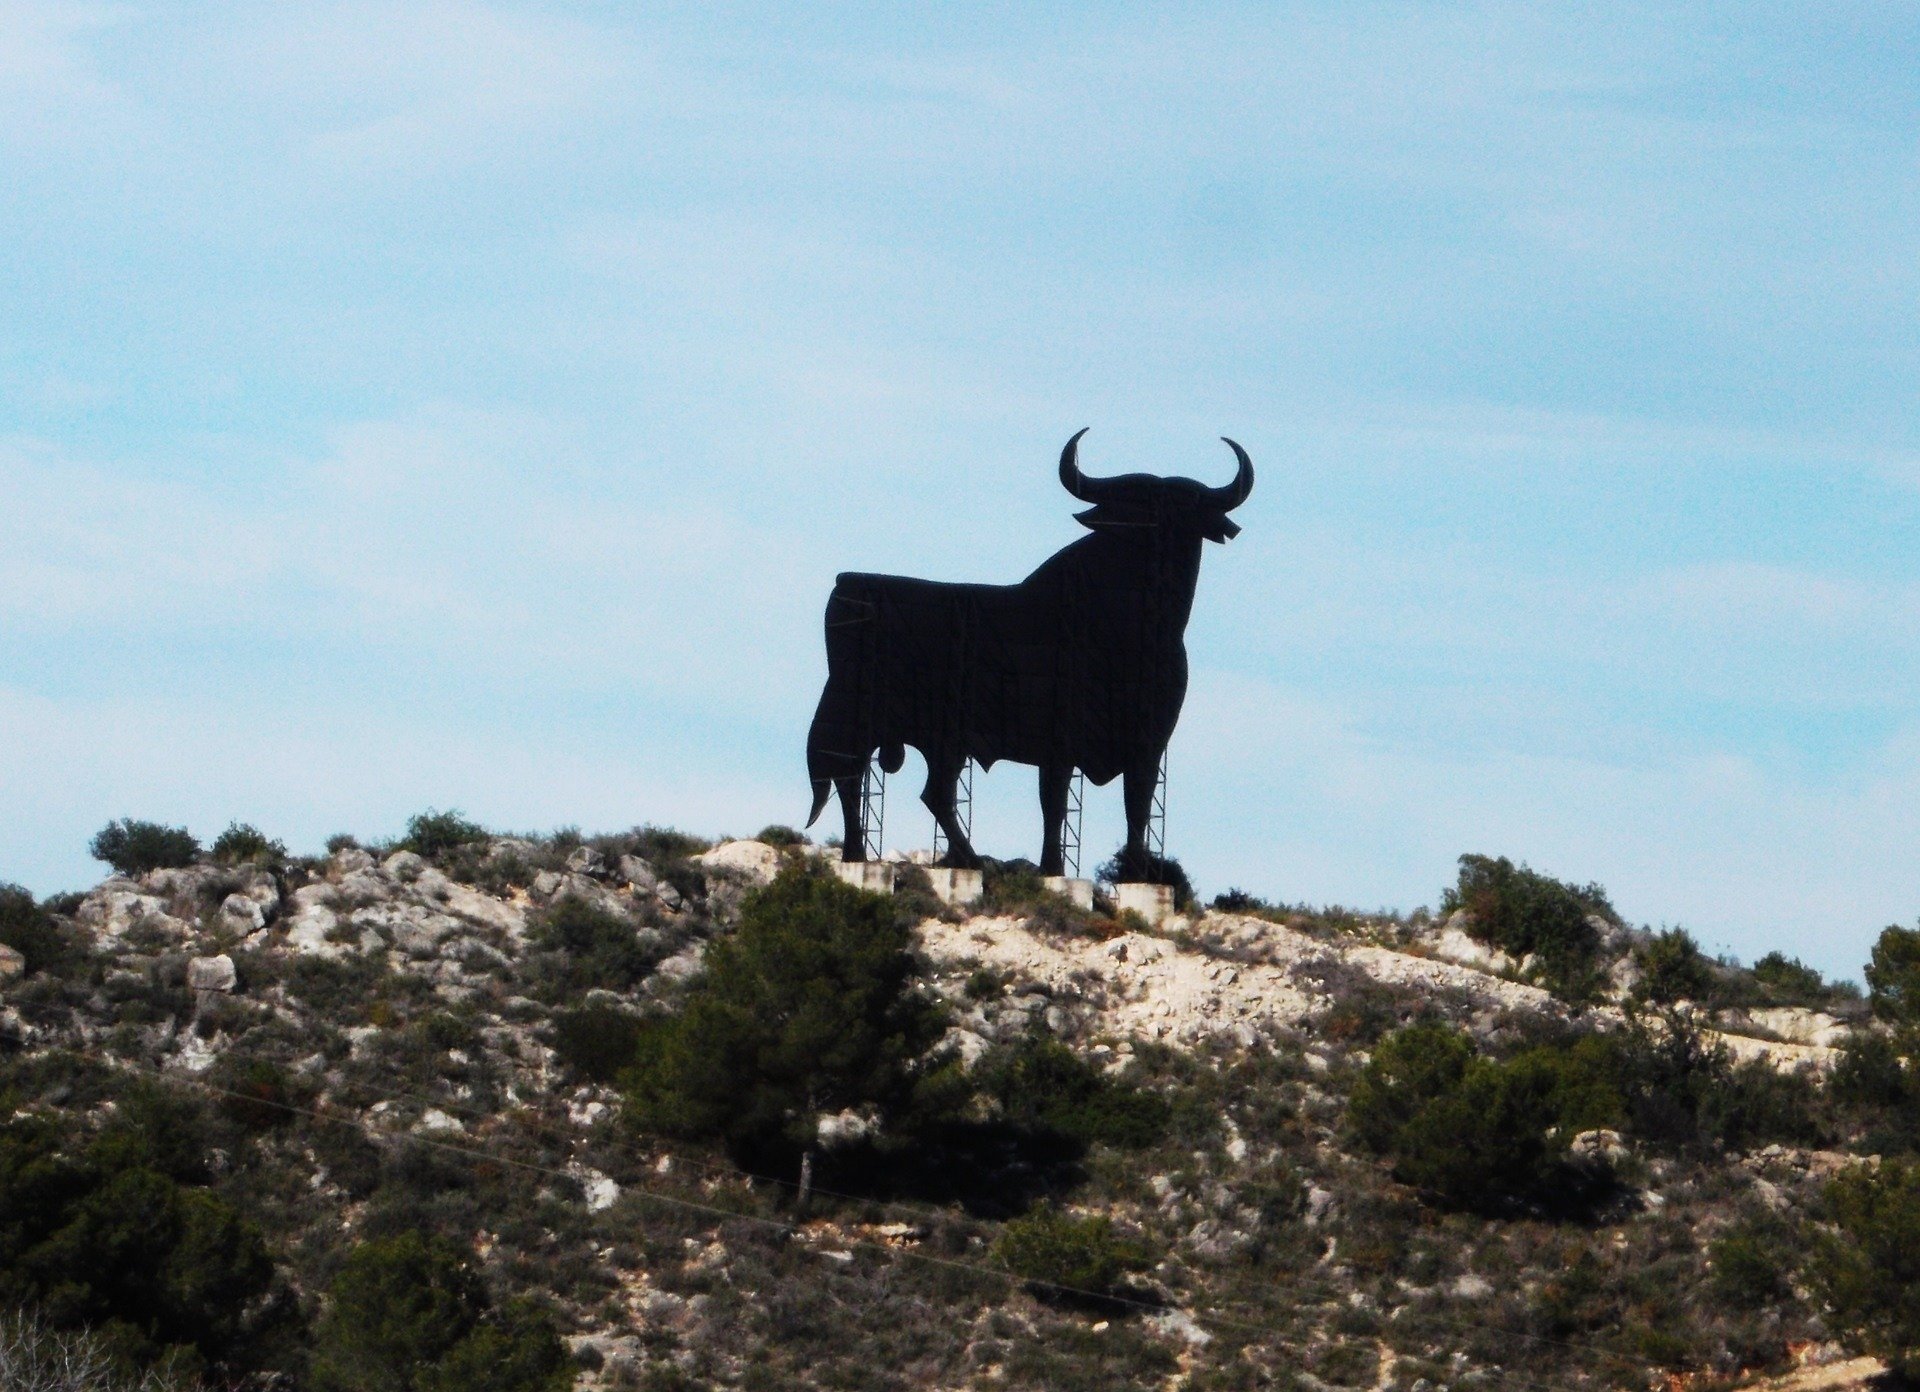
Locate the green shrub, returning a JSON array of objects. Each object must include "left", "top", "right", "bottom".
[
  {"left": 1637, "top": 928, "right": 1716, "bottom": 1005},
  {"left": 977, "top": 1032, "right": 1169, "bottom": 1151},
  {"left": 210, "top": 823, "right": 286, "bottom": 866},
  {"left": 1349, "top": 1024, "right": 1623, "bottom": 1212},
  {"left": 0, "top": 883, "right": 77, "bottom": 974},
  {"left": 623, "top": 864, "right": 947, "bottom": 1182},
  {"left": 1441, "top": 854, "right": 1611, "bottom": 1000},
  {"left": 89, "top": 819, "right": 201, "bottom": 876},
  {"left": 992, "top": 1204, "right": 1148, "bottom": 1296},
  {"left": 1867, "top": 925, "right": 1920, "bottom": 1030},
  {"left": 1753, "top": 951, "right": 1852, "bottom": 1007},
  {"left": 982, "top": 858, "right": 1049, "bottom": 913},
  {"left": 209, "top": 1057, "right": 307, "bottom": 1132},
  {"left": 1709, "top": 1216, "right": 1794, "bottom": 1308},
  {"left": 401, "top": 810, "right": 489, "bottom": 859},
  {"left": 1095, "top": 848, "right": 1194, "bottom": 910},
  {"left": 0, "top": 1096, "right": 280, "bottom": 1372},
  {"left": 551, "top": 1004, "right": 653, "bottom": 1085},
  {"left": 1705, "top": 1057, "right": 1829, "bottom": 1151},
  {"left": 756, "top": 824, "right": 807, "bottom": 847},
  {"left": 1346, "top": 1022, "right": 1475, "bottom": 1155},
  {"left": 964, "top": 967, "right": 1007, "bottom": 1001},
  {"left": 1833, "top": 1032, "right": 1920, "bottom": 1154},
  {"left": 1609, "top": 1008, "right": 1827, "bottom": 1154},
  {"left": 325, "top": 833, "right": 360, "bottom": 854},
  {"left": 1810, "top": 1158, "right": 1920, "bottom": 1379},
  {"left": 528, "top": 897, "right": 658, "bottom": 995},
  {"left": 311, "top": 1231, "right": 571, "bottom": 1392}
]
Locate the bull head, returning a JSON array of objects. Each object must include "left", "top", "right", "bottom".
[{"left": 1058, "top": 429, "right": 1253, "bottom": 542}]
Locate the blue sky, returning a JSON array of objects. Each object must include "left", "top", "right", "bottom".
[{"left": 2, "top": 2, "right": 1916, "bottom": 980}]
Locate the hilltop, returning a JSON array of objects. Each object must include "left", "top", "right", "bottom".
[{"left": 1, "top": 819, "right": 1915, "bottom": 1392}]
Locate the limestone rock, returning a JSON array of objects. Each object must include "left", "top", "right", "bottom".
[
  {"left": 565, "top": 846, "right": 608, "bottom": 878},
  {"left": 285, "top": 885, "right": 345, "bottom": 957},
  {"left": 816, "top": 1108, "right": 877, "bottom": 1147},
  {"left": 382, "top": 851, "right": 427, "bottom": 882},
  {"left": 331, "top": 846, "right": 376, "bottom": 874},
  {"left": 187, "top": 954, "right": 237, "bottom": 993},
  {"left": 0, "top": 944, "right": 24, "bottom": 982},
  {"left": 1569, "top": 1128, "right": 1627, "bottom": 1165},
  {"left": 694, "top": 839, "right": 782, "bottom": 886},
  {"left": 1429, "top": 917, "right": 1517, "bottom": 975},
  {"left": 219, "top": 893, "right": 267, "bottom": 932},
  {"left": 615, "top": 855, "right": 658, "bottom": 891},
  {"left": 654, "top": 948, "right": 705, "bottom": 982},
  {"left": 574, "top": 1167, "right": 619, "bottom": 1211},
  {"left": 1747, "top": 1006, "right": 1852, "bottom": 1049},
  {"left": 1151, "top": 1310, "right": 1212, "bottom": 1347},
  {"left": 76, "top": 885, "right": 172, "bottom": 939}
]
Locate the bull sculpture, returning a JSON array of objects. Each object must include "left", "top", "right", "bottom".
[{"left": 805, "top": 430, "right": 1252, "bottom": 876}]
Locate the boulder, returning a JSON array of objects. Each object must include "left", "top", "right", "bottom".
[
  {"left": 815, "top": 1108, "right": 877, "bottom": 1147},
  {"left": 529, "top": 872, "right": 629, "bottom": 919},
  {"left": 331, "top": 846, "right": 376, "bottom": 874},
  {"left": 615, "top": 855, "right": 659, "bottom": 892},
  {"left": 382, "top": 851, "right": 427, "bottom": 882},
  {"left": 438, "top": 882, "right": 525, "bottom": 937},
  {"left": 694, "top": 839, "right": 782, "bottom": 886},
  {"left": 76, "top": 886, "right": 172, "bottom": 939},
  {"left": 565, "top": 846, "right": 608, "bottom": 878},
  {"left": 219, "top": 893, "right": 267, "bottom": 933},
  {"left": 0, "top": 944, "right": 24, "bottom": 982},
  {"left": 284, "top": 885, "right": 344, "bottom": 956},
  {"left": 1569, "top": 1128, "right": 1628, "bottom": 1166},
  {"left": 654, "top": 948, "right": 705, "bottom": 982},
  {"left": 1429, "top": 918, "right": 1518, "bottom": 975},
  {"left": 187, "top": 954, "right": 237, "bottom": 993}
]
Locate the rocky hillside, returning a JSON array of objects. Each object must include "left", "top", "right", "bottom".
[{"left": 1, "top": 821, "right": 1913, "bottom": 1392}]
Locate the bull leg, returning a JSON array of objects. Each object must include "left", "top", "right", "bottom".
[
  {"left": 922, "top": 753, "right": 979, "bottom": 868},
  {"left": 1119, "top": 754, "right": 1160, "bottom": 881},
  {"left": 835, "top": 773, "right": 866, "bottom": 861},
  {"left": 1038, "top": 763, "right": 1072, "bottom": 877}
]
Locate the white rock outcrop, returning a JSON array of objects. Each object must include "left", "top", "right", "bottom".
[{"left": 694, "top": 840, "right": 783, "bottom": 886}]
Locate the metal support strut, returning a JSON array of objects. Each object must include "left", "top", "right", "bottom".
[
  {"left": 1062, "top": 770, "right": 1086, "bottom": 879},
  {"left": 859, "top": 756, "right": 886, "bottom": 861},
  {"left": 1147, "top": 749, "right": 1167, "bottom": 866}
]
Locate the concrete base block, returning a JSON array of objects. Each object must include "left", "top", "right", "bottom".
[
  {"left": 1042, "top": 876, "right": 1095, "bottom": 911},
  {"left": 1115, "top": 882, "right": 1174, "bottom": 926},
  {"left": 924, "top": 867, "right": 983, "bottom": 908},
  {"left": 833, "top": 861, "right": 896, "bottom": 894}
]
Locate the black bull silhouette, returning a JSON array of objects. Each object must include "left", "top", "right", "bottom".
[{"left": 805, "top": 430, "right": 1253, "bottom": 876}]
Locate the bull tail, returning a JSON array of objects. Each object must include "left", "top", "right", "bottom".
[{"left": 807, "top": 576, "right": 898, "bottom": 827}]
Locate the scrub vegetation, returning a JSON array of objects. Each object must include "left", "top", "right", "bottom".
[{"left": 0, "top": 817, "right": 1913, "bottom": 1390}]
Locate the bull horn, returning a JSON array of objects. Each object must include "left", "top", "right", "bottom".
[
  {"left": 1058, "top": 427, "right": 1108, "bottom": 500},
  {"left": 1207, "top": 438, "right": 1254, "bottom": 510}
]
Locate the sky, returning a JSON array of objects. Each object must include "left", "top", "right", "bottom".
[{"left": 2, "top": 2, "right": 1917, "bottom": 981}]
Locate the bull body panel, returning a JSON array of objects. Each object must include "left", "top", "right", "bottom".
[{"left": 805, "top": 432, "right": 1250, "bottom": 875}]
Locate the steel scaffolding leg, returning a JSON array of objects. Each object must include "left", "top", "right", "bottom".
[
  {"left": 859, "top": 757, "right": 886, "bottom": 861},
  {"left": 1062, "top": 769, "right": 1086, "bottom": 879},
  {"left": 1147, "top": 749, "right": 1167, "bottom": 864}
]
